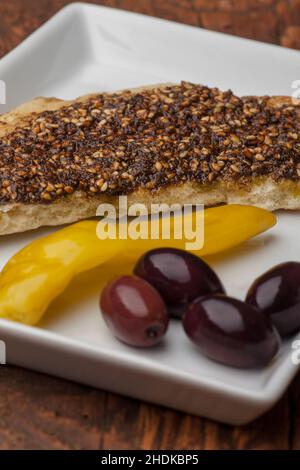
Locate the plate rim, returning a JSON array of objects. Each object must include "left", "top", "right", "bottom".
[{"left": 0, "top": 1, "right": 299, "bottom": 422}]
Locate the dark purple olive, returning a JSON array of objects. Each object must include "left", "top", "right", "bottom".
[
  {"left": 134, "top": 248, "right": 225, "bottom": 318},
  {"left": 246, "top": 262, "right": 300, "bottom": 337},
  {"left": 183, "top": 295, "right": 280, "bottom": 368},
  {"left": 100, "top": 275, "right": 169, "bottom": 347}
]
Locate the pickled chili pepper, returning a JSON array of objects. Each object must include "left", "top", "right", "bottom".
[{"left": 0, "top": 205, "right": 276, "bottom": 325}]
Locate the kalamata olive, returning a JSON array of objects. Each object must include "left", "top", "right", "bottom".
[
  {"left": 183, "top": 295, "right": 280, "bottom": 368},
  {"left": 134, "top": 248, "right": 225, "bottom": 318},
  {"left": 246, "top": 262, "right": 300, "bottom": 337},
  {"left": 100, "top": 275, "right": 169, "bottom": 347}
]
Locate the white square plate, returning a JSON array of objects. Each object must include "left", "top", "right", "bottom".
[{"left": 0, "top": 2, "right": 300, "bottom": 425}]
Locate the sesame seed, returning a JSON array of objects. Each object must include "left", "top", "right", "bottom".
[{"left": 0, "top": 81, "right": 300, "bottom": 204}]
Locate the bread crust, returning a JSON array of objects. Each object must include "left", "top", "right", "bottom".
[{"left": 0, "top": 84, "right": 299, "bottom": 235}]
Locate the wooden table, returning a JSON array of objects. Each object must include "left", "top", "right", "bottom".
[{"left": 0, "top": 0, "right": 300, "bottom": 450}]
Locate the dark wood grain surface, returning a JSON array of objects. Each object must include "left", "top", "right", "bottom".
[{"left": 0, "top": 0, "right": 300, "bottom": 450}]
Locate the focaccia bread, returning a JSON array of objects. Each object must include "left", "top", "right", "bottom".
[{"left": 0, "top": 81, "right": 300, "bottom": 235}]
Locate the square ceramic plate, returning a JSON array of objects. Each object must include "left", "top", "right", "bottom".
[{"left": 0, "top": 2, "right": 300, "bottom": 425}]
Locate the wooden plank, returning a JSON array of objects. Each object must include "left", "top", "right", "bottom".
[
  {"left": 0, "top": 365, "right": 292, "bottom": 449},
  {"left": 1, "top": 0, "right": 299, "bottom": 59},
  {"left": 0, "top": 366, "right": 107, "bottom": 449},
  {"left": 0, "top": 0, "right": 299, "bottom": 450}
]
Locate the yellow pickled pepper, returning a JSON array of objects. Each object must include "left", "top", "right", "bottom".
[
  {"left": 0, "top": 221, "right": 127, "bottom": 325},
  {"left": 0, "top": 205, "right": 276, "bottom": 325},
  {"left": 122, "top": 204, "right": 276, "bottom": 261}
]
